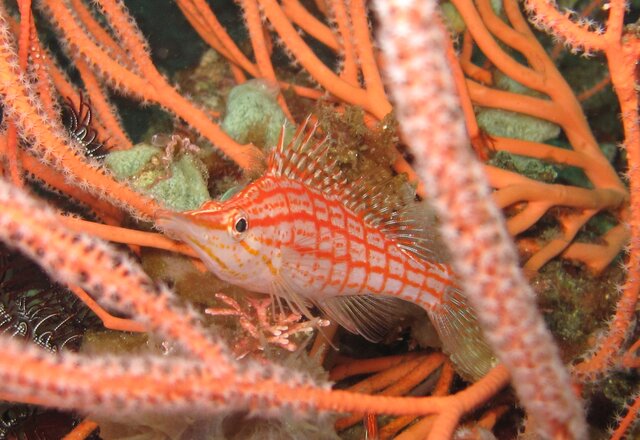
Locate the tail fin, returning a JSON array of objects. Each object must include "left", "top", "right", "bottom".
[{"left": 426, "top": 286, "right": 496, "bottom": 381}]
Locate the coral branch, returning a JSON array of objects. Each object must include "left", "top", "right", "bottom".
[
  {"left": 610, "top": 391, "right": 640, "bottom": 440},
  {"left": 0, "top": 332, "right": 510, "bottom": 423},
  {"left": 0, "top": 179, "right": 227, "bottom": 364},
  {"left": 0, "top": 9, "right": 160, "bottom": 219},
  {"left": 373, "top": 0, "right": 586, "bottom": 437},
  {"left": 523, "top": 0, "right": 606, "bottom": 53},
  {"left": 535, "top": 0, "right": 640, "bottom": 381},
  {"left": 41, "top": 0, "right": 262, "bottom": 172}
]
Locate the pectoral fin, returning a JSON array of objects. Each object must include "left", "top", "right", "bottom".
[{"left": 316, "top": 294, "right": 411, "bottom": 342}]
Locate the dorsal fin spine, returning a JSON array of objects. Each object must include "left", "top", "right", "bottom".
[{"left": 267, "top": 118, "right": 446, "bottom": 264}]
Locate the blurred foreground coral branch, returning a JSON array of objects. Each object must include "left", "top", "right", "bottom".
[{"left": 0, "top": 0, "right": 637, "bottom": 438}]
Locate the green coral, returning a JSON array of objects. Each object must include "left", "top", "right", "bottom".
[
  {"left": 222, "top": 79, "right": 294, "bottom": 149},
  {"left": 105, "top": 144, "right": 159, "bottom": 177},
  {"left": 440, "top": 2, "right": 466, "bottom": 33},
  {"left": 477, "top": 108, "right": 561, "bottom": 143},
  {"left": 104, "top": 143, "right": 210, "bottom": 211},
  {"left": 488, "top": 150, "right": 558, "bottom": 183},
  {"left": 532, "top": 260, "right": 623, "bottom": 361},
  {"left": 477, "top": 73, "right": 561, "bottom": 143}
]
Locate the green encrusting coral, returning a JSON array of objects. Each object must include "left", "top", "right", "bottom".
[
  {"left": 477, "top": 108, "right": 561, "bottom": 143},
  {"left": 222, "top": 79, "right": 295, "bottom": 149},
  {"left": 477, "top": 73, "right": 561, "bottom": 143},
  {"left": 488, "top": 150, "right": 558, "bottom": 183},
  {"left": 532, "top": 260, "right": 623, "bottom": 361},
  {"left": 104, "top": 143, "right": 210, "bottom": 211}
]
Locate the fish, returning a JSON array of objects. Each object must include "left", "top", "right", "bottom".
[{"left": 156, "top": 117, "right": 495, "bottom": 380}]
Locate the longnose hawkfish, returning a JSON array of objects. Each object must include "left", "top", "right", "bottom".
[{"left": 157, "top": 118, "right": 495, "bottom": 380}]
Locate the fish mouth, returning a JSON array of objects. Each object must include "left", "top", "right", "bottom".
[{"left": 154, "top": 209, "right": 191, "bottom": 241}]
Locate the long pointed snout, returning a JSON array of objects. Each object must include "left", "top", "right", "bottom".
[
  {"left": 155, "top": 202, "right": 229, "bottom": 244},
  {"left": 154, "top": 209, "right": 193, "bottom": 241}
]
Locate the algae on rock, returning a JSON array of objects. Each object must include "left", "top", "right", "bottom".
[
  {"left": 105, "top": 143, "right": 210, "bottom": 211},
  {"left": 221, "top": 79, "right": 295, "bottom": 149}
]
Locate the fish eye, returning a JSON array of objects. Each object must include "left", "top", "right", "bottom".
[
  {"left": 229, "top": 210, "right": 249, "bottom": 240},
  {"left": 235, "top": 217, "right": 248, "bottom": 233}
]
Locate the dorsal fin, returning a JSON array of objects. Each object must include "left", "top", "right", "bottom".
[
  {"left": 266, "top": 117, "right": 448, "bottom": 263},
  {"left": 266, "top": 115, "right": 335, "bottom": 185}
]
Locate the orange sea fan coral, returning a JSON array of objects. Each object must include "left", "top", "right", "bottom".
[{"left": 0, "top": 0, "right": 637, "bottom": 438}]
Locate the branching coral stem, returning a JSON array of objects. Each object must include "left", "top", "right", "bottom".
[
  {"left": 75, "top": 59, "right": 132, "bottom": 150},
  {"left": 239, "top": 0, "right": 294, "bottom": 121},
  {"left": 41, "top": 0, "right": 262, "bottom": 172},
  {"left": 610, "top": 392, "right": 640, "bottom": 440},
  {"left": 176, "top": 0, "right": 260, "bottom": 77},
  {"left": 326, "top": 0, "right": 358, "bottom": 85},
  {"left": 336, "top": 353, "right": 445, "bottom": 431},
  {"left": 0, "top": 331, "right": 509, "bottom": 433},
  {"left": 258, "top": 0, "right": 392, "bottom": 119},
  {"left": 523, "top": 0, "right": 607, "bottom": 52},
  {"left": 522, "top": 0, "right": 640, "bottom": 381},
  {"left": 573, "top": 45, "right": 640, "bottom": 380},
  {"left": 330, "top": 352, "right": 423, "bottom": 381},
  {"left": 67, "top": 285, "right": 144, "bottom": 332},
  {"left": 0, "top": 179, "right": 228, "bottom": 365},
  {"left": 373, "top": 0, "right": 586, "bottom": 437},
  {"left": 58, "top": 216, "right": 197, "bottom": 257},
  {"left": 451, "top": 0, "right": 545, "bottom": 91},
  {"left": 68, "top": 0, "right": 131, "bottom": 68},
  {"left": 281, "top": 0, "right": 339, "bottom": 51},
  {"left": 349, "top": 0, "right": 386, "bottom": 103},
  {"left": 62, "top": 418, "right": 98, "bottom": 440},
  {"left": 0, "top": 14, "right": 160, "bottom": 219},
  {"left": 0, "top": 175, "right": 512, "bottom": 437},
  {"left": 4, "top": 0, "right": 31, "bottom": 188}
]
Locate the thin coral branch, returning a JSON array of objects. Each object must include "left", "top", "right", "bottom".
[
  {"left": 75, "top": 59, "right": 132, "bottom": 149},
  {"left": 451, "top": 0, "right": 545, "bottom": 91},
  {"left": 0, "top": 177, "right": 513, "bottom": 429},
  {"left": 281, "top": 0, "right": 339, "bottom": 51},
  {"left": 0, "top": 330, "right": 510, "bottom": 424},
  {"left": 523, "top": 0, "right": 606, "bottom": 53},
  {"left": 67, "top": 285, "right": 145, "bottom": 332},
  {"left": 176, "top": 0, "right": 260, "bottom": 77},
  {"left": 239, "top": 0, "right": 294, "bottom": 121},
  {"left": 0, "top": 179, "right": 228, "bottom": 364},
  {"left": 3, "top": 0, "right": 31, "bottom": 188},
  {"left": 583, "top": 5, "right": 640, "bottom": 378},
  {"left": 0, "top": 7, "right": 160, "bottom": 219},
  {"left": 258, "top": 0, "right": 391, "bottom": 119},
  {"left": 41, "top": 0, "right": 263, "bottom": 172},
  {"left": 330, "top": 353, "right": 424, "bottom": 382},
  {"left": 58, "top": 216, "right": 197, "bottom": 257},
  {"left": 62, "top": 418, "right": 98, "bottom": 440},
  {"left": 336, "top": 353, "right": 445, "bottom": 431},
  {"left": 328, "top": 0, "right": 359, "bottom": 85},
  {"left": 610, "top": 391, "right": 640, "bottom": 440}
]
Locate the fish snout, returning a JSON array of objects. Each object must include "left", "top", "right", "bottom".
[{"left": 154, "top": 209, "right": 190, "bottom": 239}]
